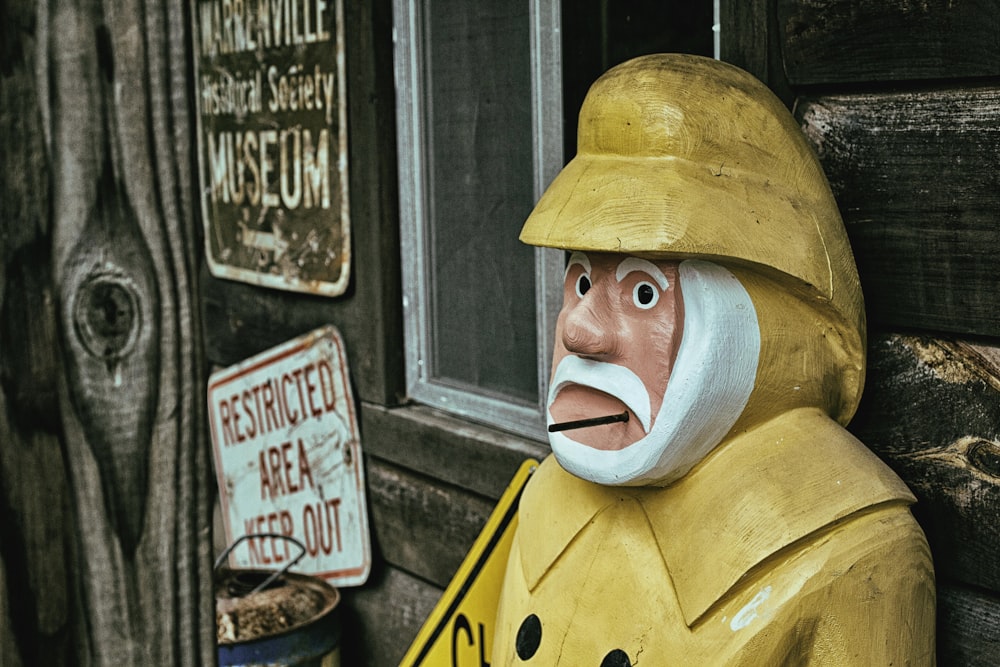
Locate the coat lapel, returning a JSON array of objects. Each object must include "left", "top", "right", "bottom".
[
  {"left": 516, "top": 455, "right": 635, "bottom": 591},
  {"left": 516, "top": 408, "right": 916, "bottom": 629}
]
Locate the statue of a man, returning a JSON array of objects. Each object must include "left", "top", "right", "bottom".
[{"left": 492, "top": 54, "right": 935, "bottom": 666}]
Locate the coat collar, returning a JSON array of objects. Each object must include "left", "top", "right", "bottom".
[{"left": 516, "top": 407, "right": 915, "bottom": 627}]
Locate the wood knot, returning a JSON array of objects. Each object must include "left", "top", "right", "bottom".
[
  {"left": 72, "top": 272, "right": 141, "bottom": 367},
  {"left": 967, "top": 439, "right": 1000, "bottom": 479}
]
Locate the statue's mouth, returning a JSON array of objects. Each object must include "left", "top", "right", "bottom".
[
  {"left": 548, "top": 410, "right": 629, "bottom": 433},
  {"left": 547, "top": 382, "right": 649, "bottom": 451}
]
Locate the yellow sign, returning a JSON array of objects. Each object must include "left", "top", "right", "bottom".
[{"left": 400, "top": 459, "right": 538, "bottom": 667}]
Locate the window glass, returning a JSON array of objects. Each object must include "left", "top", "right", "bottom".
[
  {"left": 394, "top": 0, "right": 715, "bottom": 438},
  {"left": 394, "top": 0, "right": 563, "bottom": 438},
  {"left": 425, "top": 1, "right": 538, "bottom": 404}
]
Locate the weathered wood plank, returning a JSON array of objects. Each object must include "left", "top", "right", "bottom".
[
  {"left": 0, "top": 0, "right": 212, "bottom": 663},
  {"left": 778, "top": 0, "right": 1000, "bottom": 85},
  {"left": 719, "top": 0, "right": 769, "bottom": 81},
  {"left": 202, "top": 265, "right": 404, "bottom": 406},
  {"left": 851, "top": 334, "right": 1000, "bottom": 594},
  {"left": 366, "top": 456, "right": 495, "bottom": 588},
  {"left": 1, "top": 5, "right": 83, "bottom": 665},
  {"left": 201, "top": 0, "right": 404, "bottom": 407},
  {"left": 719, "top": 0, "right": 793, "bottom": 105},
  {"left": 938, "top": 581, "right": 1000, "bottom": 667},
  {"left": 796, "top": 89, "right": 1000, "bottom": 336},
  {"left": 340, "top": 564, "right": 441, "bottom": 665},
  {"left": 361, "top": 403, "right": 546, "bottom": 500},
  {"left": 0, "top": 565, "right": 18, "bottom": 666}
]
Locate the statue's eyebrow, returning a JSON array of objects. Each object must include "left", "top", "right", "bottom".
[
  {"left": 564, "top": 251, "right": 592, "bottom": 280},
  {"left": 616, "top": 257, "right": 669, "bottom": 290}
]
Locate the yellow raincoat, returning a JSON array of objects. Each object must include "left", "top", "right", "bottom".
[
  {"left": 495, "top": 54, "right": 936, "bottom": 666},
  {"left": 492, "top": 409, "right": 935, "bottom": 665}
]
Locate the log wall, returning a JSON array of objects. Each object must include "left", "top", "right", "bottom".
[{"left": 723, "top": 0, "right": 1000, "bottom": 662}]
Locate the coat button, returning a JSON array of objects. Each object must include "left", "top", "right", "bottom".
[
  {"left": 600, "top": 648, "right": 631, "bottom": 667},
  {"left": 515, "top": 614, "right": 542, "bottom": 660}
]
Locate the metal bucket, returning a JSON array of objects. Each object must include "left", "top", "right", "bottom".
[{"left": 216, "top": 536, "right": 342, "bottom": 666}]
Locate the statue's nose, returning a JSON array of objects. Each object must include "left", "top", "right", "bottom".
[{"left": 561, "top": 296, "right": 620, "bottom": 359}]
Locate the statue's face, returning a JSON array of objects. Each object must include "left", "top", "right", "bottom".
[
  {"left": 548, "top": 252, "right": 684, "bottom": 451},
  {"left": 547, "top": 256, "right": 758, "bottom": 486}
]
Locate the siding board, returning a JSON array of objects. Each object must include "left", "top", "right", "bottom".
[
  {"left": 778, "top": 0, "right": 1000, "bottom": 85},
  {"left": 1, "top": 0, "right": 213, "bottom": 661},
  {"left": 367, "top": 456, "right": 495, "bottom": 588},
  {"left": 361, "top": 402, "right": 547, "bottom": 500},
  {"left": 852, "top": 334, "right": 1000, "bottom": 595},
  {"left": 341, "top": 565, "right": 441, "bottom": 665},
  {"left": 796, "top": 89, "right": 1000, "bottom": 335},
  {"left": 0, "top": 33, "right": 75, "bottom": 664},
  {"left": 719, "top": 0, "right": 793, "bottom": 103},
  {"left": 938, "top": 582, "right": 1000, "bottom": 667}
]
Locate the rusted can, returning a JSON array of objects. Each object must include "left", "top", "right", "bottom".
[{"left": 216, "top": 536, "right": 341, "bottom": 666}]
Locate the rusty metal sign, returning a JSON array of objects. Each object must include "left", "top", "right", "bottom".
[
  {"left": 208, "top": 326, "right": 371, "bottom": 587},
  {"left": 192, "top": 0, "right": 351, "bottom": 296}
]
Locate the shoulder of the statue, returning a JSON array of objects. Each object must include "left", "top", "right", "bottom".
[
  {"left": 641, "top": 407, "right": 918, "bottom": 627},
  {"left": 516, "top": 454, "right": 638, "bottom": 591}
]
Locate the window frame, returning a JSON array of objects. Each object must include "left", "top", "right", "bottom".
[{"left": 392, "top": 0, "right": 564, "bottom": 441}]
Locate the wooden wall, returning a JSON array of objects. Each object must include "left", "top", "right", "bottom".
[
  {"left": 722, "top": 1, "right": 1000, "bottom": 663},
  {"left": 4, "top": 0, "right": 997, "bottom": 664},
  {"left": 201, "top": 2, "right": 710, "bottom": 663},
  {"left": 196, "top": 0, "right": 553, "bottom": 662},
  {"left": 0, "top": 0, "right": 213, "bottom": 663}
]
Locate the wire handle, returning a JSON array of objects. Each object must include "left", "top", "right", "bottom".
[{"left": 214, "top": 533, "right": 307, "bottom": 596}]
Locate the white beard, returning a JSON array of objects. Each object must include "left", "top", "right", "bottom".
[{"left": 547, "top": 260, "right": 760, "bottom": 486}]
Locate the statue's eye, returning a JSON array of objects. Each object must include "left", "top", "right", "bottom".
[
  {"left": 575, "top": 273, "right": 592, "bottom": 298},
  {"left": 633, "top": 281, "right": 659, "bottom": 309}
]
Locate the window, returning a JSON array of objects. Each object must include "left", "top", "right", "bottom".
[
  {"left": 393, "top": 0, "right": 564, "bottom": 439},
  {"left": 393, "top": 0, "right": 717, "bottom": 440}
]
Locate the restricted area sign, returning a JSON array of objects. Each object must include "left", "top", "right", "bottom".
[
  {"left": 400, "top": 459, "right": 538, "bottom": 666},
  {"left": 208, "top": 325, "right": 370, "bottom": 586},
  {"left": 192, "top": 0, "right": 351, "bottom": 296}
]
